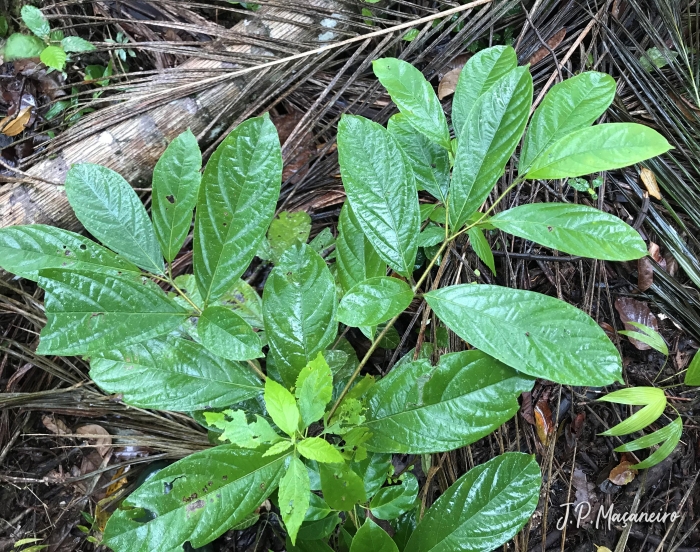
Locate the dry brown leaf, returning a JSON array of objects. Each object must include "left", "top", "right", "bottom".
[
  {"left": 609, "top": 460, "right": 638, "bottom": 485},
  {"left": 0, "top": 106, "right": 32, "bottom": 136},
  {"left": 638, "top": 256, "right": 654, "bottom": 291},
  {"left": 534, "top": 399, "right": 554, "bottom": 445},
  {"left": 42, "top": 414, "right": 70, "bottom": 435},
  {"left": 640, "top": 167, "right": 662, "bottom": 200},
  {"left": 438, "top": 66, "right": 462, "bottom": 100},
  {"left": 76, "top": 424, "right": 112, "bottom": 457},
  {"left": 528, "top": 28, "right": 566, "bottom": 65},
  {"left": 614, "top": 297, "right": 659, "bottom": 350}
]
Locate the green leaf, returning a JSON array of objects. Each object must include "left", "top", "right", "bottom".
[
  {"left": 90, "top": 335, "right": 262, "bottom": 410},
  {"left": 305, "top": 493, "right": 332, "bottom": 522},
  {"left": 425, "top": 285, "right": 623, "bottom": 386},
  {"left": 205, "top": 410, "right": 281, "bottom": 447},
  {"left": 194, "top": 115, "right": 282, "bottom": 304},
  {"left": 685, "top": 351, "right": 700, "bottom": 386},
  {"left": 387, "top": 114, "right": 449, "bottom": 202},
  {"left": 263, "top": 243, "right": 337, "bottom": 387},
  {"left": 319, "top": 462, "right": 367, "bottom": 510},
  {"left": 404, "top": 453, "right": 540, "bottom": 552},
  {"left": 172, "top": 274, "right": 203, "bottom": 308},
  {"left": 452, "top": 45, "right": 517, "bottom": 138},
  {"left": 3, "top": 33, "right": 45, "bottom": 60},
  {"left": 268, "top": 211, "right": 312, "bottom": 263},
  {"left": 263, "top": 440, "right": 294, "bottom": 457},
  {"left": 297, "top": 437, "right": 344, "bottom": 464},
  {"left": 65, "top": 164, "right": 164, "bottom": 274},
  {"left": 103, "top": 446, "right": 289, "bottom": 552},
  {"left": 489, "top": 203, "right": 647, "bottom": 261},
  {"left": 352, "top": 452, "right": 392, "bottom": 498},
  {"left": 279, "top": 456, "right": 311, "bottom": 545},
  {"left": 0, "top": 225, "right": 139, "bottom": 281},
  {"left": 61, "top": 36, "right": 95, "bottom": 53},
  {"left": 40, "top": 45, "right": 67, "bottom": 71},
  {"left": 152, "top": 130, "right": 202, "bottom": 262},
  {"left": 467, "top": 227, "right": 496, "bottom": 275},
  {"left": 265, "top": 378, "right": 300, "bottom": 437},
  {"left": 362, "top": 351, "right": 533, "bottom": 453},
  {"left": 370, "top": 473, "right": 418, "bottom": 520},
  {"left": 297, "top": 513, "right": 341, "bottom": 542},
  {"left": 219, "top": 278, "right": 264, "bottom": 328},
  {"left": 417, "top": 225, "right": 445, "bottom": 248},
  {"left": 449, "top": 67, "right": 533, "bottom": 230},
  {"left": 336, "top": 202, "right": 386, "bottom": 294},
  {"left": 337, "top": 277, "right": 413, "bottom": 328},
  {"left": 525, "top": 123, "right": 672, "bottom": 179},
  {"left": 21, "top": 6, "right": 49, "bottom": 38},
  {"left": 351, "top": 519, "right": 399, "bottom": 552},
  {"left": 519, "top": 72, "right": 616, "bottom": 174},
  {"left": 372, "top": 58, "right": 450, "bottom": 150},
  {"left": 36, "top": 270, "right": 187, "bottom": 356},
  {"left": 598, "top": 387, "right": 666, "bottom": 436},
  {"left": 618, "top": 321, "right": 668, "bottom": 356},
  {"left": 295, "top": 353, "right": 333, "bottom": 428},
  {"left": 337, "top": 115, "right": 420, "bottom": 277},
  {"left": 198, "top": 306, "right": 262, "bottom": 361},
  {"left": 615, "top": 417, "right": 682, "bottom": 470}
]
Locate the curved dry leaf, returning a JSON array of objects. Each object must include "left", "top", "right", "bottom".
[
  {"left": 640, "top": 167, "right": 662, "bottom": 200},
  {"left": 614, "top": 297, "right": 658, "bottom": 351},
  {"left": 608, "top": 460, "right": 637, "bottom": 485},
  {"left": 528, "top": 28, "right": 566, "bottom": 65},
  {"left": 438, "top": 66, "right": 462, "bottom": 100},
  {"left": 0, "top": 106, "right": 32, "bottom": 136},
  {"left": 42, "top": 414, "right": 70, "bottom": 435},
  {"left": 76, "top": 424, "right": 112, "bottom": 457},
  {"left": 534, "top": 399, "right": 554, "bottom": 445},
  {"left": 638, "top": 257, "right": 654, "bottom": 291}
]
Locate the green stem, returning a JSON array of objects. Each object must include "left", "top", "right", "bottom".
[{"left": 247, "top": 359, "right": 267, "bottom": 381}]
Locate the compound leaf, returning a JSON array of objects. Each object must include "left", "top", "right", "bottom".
[{"left": 615, "top": 417, "right": 682, "bottom": 470}]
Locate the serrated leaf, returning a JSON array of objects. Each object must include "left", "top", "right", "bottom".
[
  {"left": 525, "top": 123, "right": 672, "bottom": 179},
  {"left": 685, "top": 351, "right": 700, "bottom": 386},
  {"left": 598, "top": 387, "right": 666, "bottom": 436},
  {"left": 21, "top": 5, "right": 49, "bottom": 38},
  {"left": 263, "top": 440, "right": 294, "bottom": 457},
  {"left": 40, "top": 45, "right": 67, "bottom": 71},
  {"left": 425, "top": 284, "right": 623, "bottom": 386},
  {"left": 279, "top": 456, "right": 311, "bottom": 545},
  {"left": 103, "top": 446, "right": 289, "bottom": 552},
  {"left": 449, "top": 67, "right": 532, "bottom": 230},
  {"left": 205, "top": 409, "right": 271, "bottom": 448},
  {"left": 0, "top": 225, "right": 139, "bottom": 281},
  {"left": 263, "top": 243, "right": 337, "bottom": 387},
  {"left": 268, "top": 211, "right": 312, "bottom": 263},
  {"left": 198, "top": 306, "right": 262, "bottom": 361},
  {"left": 65, "top": 164, "right": 164, "bottom": 274},
  {"left": 337, "top": 277, "right": 413, "bottom": 328},
  {"left": 616, "top": 417, "right": 682, "bottom": 470},
  {"left": 362, "top": 351, "right": 533, "bottom": 453},
  {"left": 373, "top": 58, "right": 450, "bottom": 150},
  {"left": 3, "top": 33, "right": 44, "bottom": 60},
  {"left": 338, "top": 115, "right": 420, "bottom": 277},
  {"left": 319, "top": 462, "right": 367, "bottom": 510},
  {"left": 297, "top": 437, "right": 344, "bottom": 464},
  {"left": 404, "top": 453, "right": 540, "bottom": 552},
  {"left": 519, "top": 72, "right": 616, "bottom": 174},
  {"left": 152, "top": 129, "right": 202, "bottom": 262},
  {"left": 452, "top": 45, "right": 517, "bottom": 138},
  {"left": 61, "top": 36, "right": 95, "bottom": 53},
  {"left": 90, "top": 335, "right": 262, "bottom": 410},
  {"left": 265, "top": 378, "right": 300, "bottom": 438},
  {"left": 336, "top": 202, "right": 386, "bottom": 294},
  {"left": 295, "top": 353, "right": 333, "bottom": 428},
  {"left": 194, "top": 115, "right": 282, "bottom": 304},
  {"left": 467, "top": 227, "right": 495, "bottom": 275},
  {"left": 370, "top": 473, "right": 418, "bottom": 520},
  {"left": 489, "top": 203, "right": 647, "bottom": 261},
  {"left": 387, "top": 113, "right": 450, "bottom": 202},
  {"left": 351, "top": 519, "right": 399, "bottom": 552},
  {"left": 36, "top": 269, "right": 187, "bottom": 356},
  {"left": 618, "top": 321, "right": 668, "bottom": 356}
]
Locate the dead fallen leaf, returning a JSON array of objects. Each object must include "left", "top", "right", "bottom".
[
  {"left": 42, "top": 414, "right": 70, "bottom": 435},
  {"left": 528, "top": 28, "right": 566, "bottom": 65},
  {"left": 76, "top": 424, "right": 112, "bottom": 457},
  {"left": 438, "top": 66, "right": 461, "bottom": 100},
  {"left": 640, "top": 167, "right": 662, "bottom": 200},
  {"left": 638, "top": 257, "right": 654, "bottom": 291},
  {"left": 614, "top": 297, "right": 659, "bottom": 350},
  {"left": 520, "top": 391, "right": 535, "bottom": 425},
  {"left": 534, "top": 399, "right": 554, "bottom": 445},
  {"left": 609, "top": 460, "right": 638, "bottom": 485},
  {"left": 0, "top": 106, "right": 32, "bottom": 136}
]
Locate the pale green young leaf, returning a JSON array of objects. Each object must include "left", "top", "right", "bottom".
[
  {"left": 21, "top": 5, "right": 49, "bottom": 38},
  {"left": 3, "top": 33, "right": 44, "bottom": 60},
  {"left": 598, "top": 387, "right": 666, "bottom": 436},
  {"left": 372, "top": 58, "right": 450, "bottom": 150},
  {"left": 519, "top": 72, "right": 616, "bottom": 174},
  {"left": 279, "top": 456, "right": 311, "bottom": 545},
  {"left": 370, "top": 473, "right": 418, "bottom": 520},
  {"left": 616, "top": 417, "right": 682, "bottom": 470},
  {"left": 449, "top": 67, "right": 533, "bottom": 230},
  {"left": 268, "top": 211, "right": 312, "bottom": 263},
  {"left": 685, "top": 351, "right": 700, "bottom": 386},
  {"left": 152, "top": 129, "right": 202, "bottom": 262},
  {"left": 337, "top": 115, "right": 420, "bottom": 277},
  {"left": 452, "top": 45, "right": 517, "bottom": 138},
  {"left": 350, "top": 519, "right": 399, "bottom": 552},
  {"left": 489, "top": 203, "right": 648, "bottom": 261},
  {"left": 263, "top": 440, "right": 294, "bottom": 457},
  {"left": 295, "top": 353, "right": 333, "bottom": 428},
  {"left": 526, "top": 123, "right": 672, "bottom": 179},
  {"left": 297, "top": 437, "right": 344, "bottom": 464},
  {"left": 265, "top": 378, "right": 300, "bottom": 437},
  {"left": 199, "top": 306, "right": 262, "bottom": 361},
  {"left": 194, "top": 115, "right": 282, "bottom": 304},
  {"left": 40, "top": 45, "right": 67, "bottom": 71},
  {"left": 337, "top": 277, "right": 413, "bottom": 327},
  {"left": 172, "top": 274, "right": 203, "bottom": 308},
  {"left": 425, "top": 285, "right": 623, "bottom": 386},
  {"left": 61, "top": 36, "right": 95, "bottom": 53},
  {"left": 319, "top": 462, "right": 367, "bottom": 510},
  {"left": 205, "top": 409, "right": 281, "bottom": 447},
  {"left": 618, "top": 321, "right": 668, "bottom": 356},
  {"left": 64, "top": 164, "right": 164, "bottom": 274},
  {"left": 467, "top": 227, "right": 496, "bottom": 275}
]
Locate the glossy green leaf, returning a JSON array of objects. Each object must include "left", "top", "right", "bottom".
[
  {"left": 287, "top": 536, "right": 335, "bottom": 552},
  {"left": 615, "top": 417, "right": 682, "bottom": 470},
  {"left": 61, "top": 36, "right": 95, "bottom": 53},
  {"left": 268, "top": 211, "right": 312, "bottom": 263},
  {"left": 297, "top": 514, "right": 340, "bottom": 542},
  {"left": 352, "top": 452, "right": 392, "bottom": 498},
  {"left": 351, "top": 519, "right": 399, "bottom": 552},
  {"left": 319, "top": 462, "right": 367, "bottom": 511},
  {"left": 337, "top": 115, "right": 420, "bottom": 277},
  {"left": 526, "top": 123, "right": 672, "bottom": 179},
  {"left": 0, "top": 225, "right": 139, "bottom": 281},
  {"left": 198, "top": 306, "right": 262, "bottom": 361},
  {"left": 65, "top": 164, "right": 164, "bottom": 273},
  {"left": 489, "top": 203, "right": 647, "bottom": 261},
  {"left": 205, "top": 410, "right": 281, "bottom": 447},
  {"left": 91, "top": 336, "right": 262, "bottom": 410},
  {"left": 152, "top": 129, "right": 202, "bottom": 262},
  {"left": 417, "top": 225, "right": 445, "bottom": 248},
  {"left": 265, "top": 378, "right": 300, "bottom": 438},
  {"left": 336, "top": 202, "right": 386, "bottom": 294},
  {"left": 280, "top": 456, "right": 311, "bottom": 545},
  {"left": 685, "top": 351, "right": 700, "bottom": 386},
  {"left": 362, "top": 351, "right": 533, "bottom": 453},
  {"left": 425, "top": 285, "right": 623, "bottom": 386},
  {"left": 373, "top": 58, "right": 450, "bottom": 150},
  {"left": 21, "top": 5, "right": 49, "bottom": 37},
  {"left": 219, "top": 278, "right": 264, "bottom": 328},
  {"left": 618, "top": 321, "right": 668, "bottom": 356},
  {"left": 264, "top": 440, "right": 294, "bottom": 457},
  {"left": 36, "top": 269, "right": 187, "bottom": 356},
  {"left": 467, "top": 227, "right": 496, "bottom": 275},
  {"left": 172, "top": 274, "right": 203, "bottom": 309},
  {"left": 452, "top": 46, "right": 517, "bottom": 138},
  {"left": 304, "top": 493, "right": 332, "bottom": 522},
  {"left": 103, "top": 446, "right": 288, "bottom": 552},
  {"left": 296, "top": 353, "right": 333, "bottom": 428},
  {"left": 387, "top": 113, "right": 450, "bottom": 202},
  {"left": 404, "top": 453, "right": 540, "bottom": 552},
  {"left": 519, "top": 72, "right": 616, "bottom": 174},
  {"left": 449, "top": 67, "right": 533, "bottom": 230},
  {"left": 194, "top": 115, "right": 282, "bottom": 304},
  {"left": 370, "top": 473, "right": 418, "bottom": 520},
  {"left": 298, "top": 438, "right": 344, "bottom": 464},
  {"left": 3, "top": 33, "right": 44, "bottom": 60},
  {"left": 337, "top": 277, "right": 413, "bottom": 327},
  {"left": 598, "top": 387, "right": 666, "bottom": 436},
  {"left": 263, "top": 243, "right": 337, "bottom": 387}
]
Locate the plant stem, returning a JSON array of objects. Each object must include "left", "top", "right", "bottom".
[{"left": 247, "top": 359, "right": 267, "bottom": 381}]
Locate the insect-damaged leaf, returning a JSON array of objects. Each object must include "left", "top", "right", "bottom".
[{"left": 279, "top": 456, "right": 310, "bottom": 545}]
